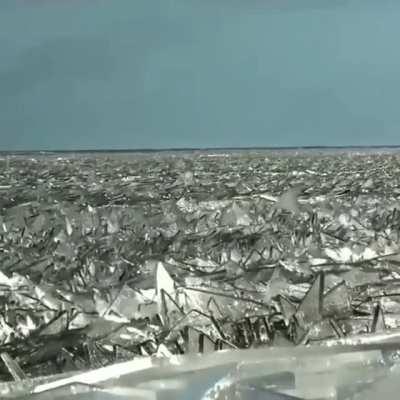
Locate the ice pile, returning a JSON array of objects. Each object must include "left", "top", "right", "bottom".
[{"left": 2, "top": 151, "right": 400, "bottom": 394}]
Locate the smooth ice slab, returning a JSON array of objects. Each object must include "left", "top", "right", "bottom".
[{"left": 2, "top": 342, "right": 400, "bottom": 400}]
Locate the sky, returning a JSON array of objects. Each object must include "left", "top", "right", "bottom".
[{"left": 1, "top": 0, "right": 400, "bottom": 150}]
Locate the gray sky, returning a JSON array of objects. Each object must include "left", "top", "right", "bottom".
[{"left": 1, "top": 0, "right": 400, "bottom": 150}]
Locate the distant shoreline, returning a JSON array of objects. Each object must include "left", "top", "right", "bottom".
[{"left": 1, "top": 145, "right": 400, "bottom": 155}]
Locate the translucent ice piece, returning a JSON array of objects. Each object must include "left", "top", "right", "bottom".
[
  {"left": 275, "top": 186, "right": 304, "bottom": 214},
  {"left": 220, "top": 202, "right": 252, "bottom": 227}
]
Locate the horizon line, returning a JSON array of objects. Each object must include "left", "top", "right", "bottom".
[
  {"left": 1, "top": 144, "right": 400, "bottom": 154},
  {"left": 0, "top": 144, "right": 400, "bottom": 155}
]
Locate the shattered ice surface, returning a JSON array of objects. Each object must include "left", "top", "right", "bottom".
[{"left": 2, "top": 150, "right": 400, "bottom": 398}]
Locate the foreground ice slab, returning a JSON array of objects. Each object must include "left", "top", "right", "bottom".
[{"left": 2, "top": 342, "right": 400, "bottom": 400}]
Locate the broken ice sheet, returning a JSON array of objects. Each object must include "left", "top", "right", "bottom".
[
  {"left": 38, "top": 312, "right": 71, "bottom": 337},
  {"left": 105, "top": 209, "right": 121, "bottom": 234},
  {"left": 324, "top": 245, "right": 378, "bottom": 264},
  {"left": 4, "top": 152, "right": 400, "bottom": 381},
  {"left": 323, "top": 281, "right": 352, "bottom": 318},
  {"left": 279, "top": 296, "right": 297, "bottom": 324},
  {"left": 294, "top": 274, "right": 324, "bottom": 332},
  {"left": 0, "top": 352, "right": 26, "bottom": 382},
  {"left": 262, "top": 267, "right": 293, "bottom": 302},
  {"left": 220, "top": 202, "right": 252, "bottom": 227},
  {"left": 90, "top": 320, "right": 154, "bottom": 349},
  {"left": 0, "top": 315, "right": 15, "bottom": 344},
  {"left": 99, "top": 285, "right": 155, "bottom": 322},
  {"left": 304, "top": 319, "right": 341, "bottom": 343},
  {"left": 156, "top": 262, "right": 175, "bottom": 300},
  {"left": 275, "top": 185, "right": 304, "bottom": 214},
  {"left": 263, "top": 266, "right": 310, "bottom": 303},
  {"left": 28, "top": 213, "right": 48, "bottom": 234},
  {"left": 341, "top": 269, "right": 381, "bottom": 288},
  {"left": 176, "top": 196, "right": 198, "bottom": 213},
  {"left": 183, "top": 327, "right": 217, "bottom": 354},
  {"left": 173, "top": 170, "right": 195, "bottom": 187},
  {"left": 370, "top": 303, "right": 386, "bottom": 333}
]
